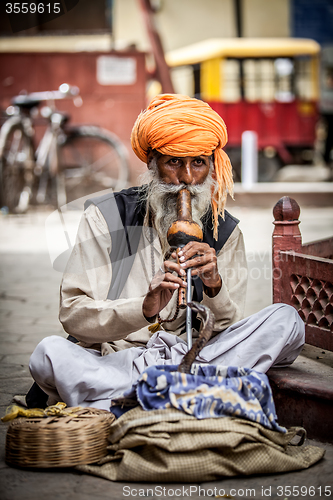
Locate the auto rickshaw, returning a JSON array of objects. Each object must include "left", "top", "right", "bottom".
[{"left": 166, "top": 38, "right": 321, "bottom": 181}]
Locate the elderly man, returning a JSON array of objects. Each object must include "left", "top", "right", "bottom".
[{"left": 29, "top": 94, "right": 305, "bottom": 410}]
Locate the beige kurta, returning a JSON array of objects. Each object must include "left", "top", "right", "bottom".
[{"left": 59, "top": 203, "right": 248, "bottom": 349}]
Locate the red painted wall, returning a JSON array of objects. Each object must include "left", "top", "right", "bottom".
[{"left": 0, "top": 51, "right": 147, "bottom": 182}]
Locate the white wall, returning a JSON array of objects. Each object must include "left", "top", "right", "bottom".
[
  {"left": 114, "top": 0, "right": 291, "bottom": 54},
  {"left": 243, "top": 0, "right": 290, "bottom": 38},
  {"left": 114, "top": 0, "right": 235, "bottom": 52}
]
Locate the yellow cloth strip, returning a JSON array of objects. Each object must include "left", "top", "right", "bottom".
[
  {"left": 1, "top": 402, "right": 82, "bottom": 422},
  {"left": 148, "top": 323, "right": 161, "bottom": 334}
]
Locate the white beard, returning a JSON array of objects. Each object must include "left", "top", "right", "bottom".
[{"left": 139, "top": 162, "right": 217, "bottom": 255}]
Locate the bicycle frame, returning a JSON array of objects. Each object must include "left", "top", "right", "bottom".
[
  {"left": 0, "top": 111, "right": 35, "bottom": 212},
  {"left": 0, "top": 85, "right": 79, "bottom": 211},
  {"left": 1, "top": 84, "right": 130, "bottom": 212},
  {"left": 35, "top": 112, "right": 68, "bottom": 206}
]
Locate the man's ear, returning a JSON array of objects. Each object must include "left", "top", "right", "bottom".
[{"left": 147, "top": 149, "right": 154, "bottom": 170}]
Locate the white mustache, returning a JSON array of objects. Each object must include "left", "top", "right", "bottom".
[{"left": 153, "top": 182, "right": 212, "bottom": 196}]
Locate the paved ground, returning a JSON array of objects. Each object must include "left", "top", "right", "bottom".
[{"left": 0, "top": 202, "right": 332, "bottom": 500}]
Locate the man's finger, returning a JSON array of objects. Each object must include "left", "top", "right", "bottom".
[
  {"left": 161, "top": 260, "right": 186, "bottom": 277},
  {"left": 150, "top": 271, "right": 186, "bottom": 291},
  {"left": 178, "top": 243, "right": 211, "bottom": 262},
  {"left": 180, "top": 253, "right": 215, "bottom": 270}
]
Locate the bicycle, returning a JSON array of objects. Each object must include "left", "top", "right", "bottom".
[{"left": 0, "top": 84, "right": 130, "bottom": 212}]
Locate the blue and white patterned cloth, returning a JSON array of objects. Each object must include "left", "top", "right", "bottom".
[{"left": 134, "top": 364, "right": 286, "bottom": 433}]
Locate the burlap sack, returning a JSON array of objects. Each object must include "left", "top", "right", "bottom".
[{"left": 77, "top": 407, "right": 325, "bottom": 482}]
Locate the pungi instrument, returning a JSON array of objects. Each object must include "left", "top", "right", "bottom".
[{"left": 167, "top": 188, "right": 203, "bottom": 348}]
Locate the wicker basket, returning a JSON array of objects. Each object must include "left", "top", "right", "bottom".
[{"left": 5, "top": 407, "right": 115, "bottom": 468}]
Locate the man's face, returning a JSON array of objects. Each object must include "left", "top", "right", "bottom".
[
  {"left": 148, "top": 153, "right": 212, "bottom": 186},
  {"left": 143, "top": 152, "right": 216, "bottom": 254}
]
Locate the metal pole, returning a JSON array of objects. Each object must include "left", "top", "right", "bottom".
[
  {"left": 186, "top": 267, "right": 192, "bottom": 350},
  {"left": 241, "top": 130, "right": 258, "bottom": 189}
]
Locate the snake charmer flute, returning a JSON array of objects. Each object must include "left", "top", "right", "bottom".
[{"left": 167, "top": 188, "right": 203, "bottom": 349}]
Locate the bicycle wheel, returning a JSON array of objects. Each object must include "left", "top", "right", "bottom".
[
  {"left": 0, "top": 122, "right": 35, "bottom": 212},
  {"left": 59, "top": 126, "right": 130, "bottom": 204}
]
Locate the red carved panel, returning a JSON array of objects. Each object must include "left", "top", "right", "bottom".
[
  {"left": 272, "top": 196, "right": 333, "bottom": 351},
  {"left": 290, "top": 274, "right": 333, "bottom": 331}
]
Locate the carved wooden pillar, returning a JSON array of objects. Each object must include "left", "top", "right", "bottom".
[{"left": 272, "top": 196, "right": 302, "bottom": 303}]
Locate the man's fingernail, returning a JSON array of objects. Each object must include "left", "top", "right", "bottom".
[
  {"left": 179, "top": 256, "right": 185, "bottom": 262},
  {"left": 180, "top": 269, "right": 185, "bottom": 275}
]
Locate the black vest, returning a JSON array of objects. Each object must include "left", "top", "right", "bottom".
[{"left": 85, "top": 186, "right": 239, "bottom": 328}]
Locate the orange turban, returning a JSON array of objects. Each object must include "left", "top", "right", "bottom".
[{"left": 131, "top": 94, "right": 234, "bottom": 240}]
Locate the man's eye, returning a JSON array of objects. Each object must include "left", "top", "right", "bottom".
[{"left": 169, "top": 158, "right": 181, "bottom": 165}]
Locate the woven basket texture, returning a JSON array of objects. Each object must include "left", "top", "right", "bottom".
[{"left": 5, "top": 407, "right": 114, "bottom": 468}]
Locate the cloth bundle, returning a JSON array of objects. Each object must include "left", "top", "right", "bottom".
[
  {"left": 114, "top": 365, "right": 286, "bottom": 433},
  {"left": 77, "top": 406, "right": 325, "bottom": 482}
]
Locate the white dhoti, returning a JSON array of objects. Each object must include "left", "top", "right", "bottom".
[{"left": 29, "top": 304, "right": 305, "bottom": 411}]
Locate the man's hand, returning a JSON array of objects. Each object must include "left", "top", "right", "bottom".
[
  {"left": 173, "top": 241, "right": 222, "bottom": 298},
  {"left": 142, "top": 261, "right": 187, "bottom": 320}
]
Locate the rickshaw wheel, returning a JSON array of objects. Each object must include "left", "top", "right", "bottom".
[
  {"left": 226, "top": 147, "right": 282, "bottom": 182},
  {"left": 258, "top": 152, "right": 282, "bottom": 182}
]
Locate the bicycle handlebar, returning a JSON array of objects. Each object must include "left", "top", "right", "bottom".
[{"left": 11, "top": 84, "right": 80, "bottom": 107}]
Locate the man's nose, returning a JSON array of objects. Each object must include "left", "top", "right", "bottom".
[{"left": 178, "top": 159, "right": 193, "bottom": 185}]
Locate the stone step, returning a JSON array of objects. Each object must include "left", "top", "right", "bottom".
[
  {"left": 226, "top": 182, "right": 333, "bottom": 208},
  {"left": 267, "top": 343, "right": 333, "bottom": 443}
]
